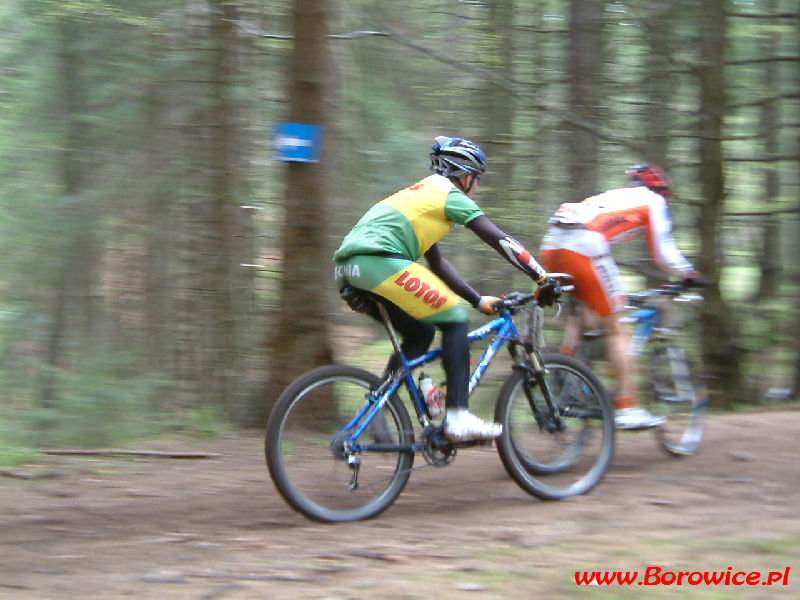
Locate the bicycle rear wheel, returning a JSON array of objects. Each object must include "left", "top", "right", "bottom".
[
  {"left": 494, "top": 353, "right": 614, "bottom": 500},
  {"left": 644, "top": 344, "right": 706, "bottom": 456},
  {"left": 265, "top": 365, "right": 414, "bottom": 522}
]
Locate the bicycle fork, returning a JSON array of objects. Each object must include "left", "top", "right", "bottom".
[
  {"left": 515, "top": 353, "right": 567, "bottom": 433},
  {"left": 664, "top": 345, "right": 694, "bottom": 403}
]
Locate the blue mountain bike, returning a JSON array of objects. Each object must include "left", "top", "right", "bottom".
[
  {"left": 578, "top": 283, "right": 708, "bottom": 456},
  {"left": 265, "top": 284, "right": 614, "bottom": 522}
]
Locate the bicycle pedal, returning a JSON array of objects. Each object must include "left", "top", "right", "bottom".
[
  {"left": 658, "top": 395, "right": 682, "bottom": 403},
  {"left": 616, "top": 423, "right": 660, "bottom": 431},
  {"left": 453, "top": 438, "right": 495, "bottom": 449}
]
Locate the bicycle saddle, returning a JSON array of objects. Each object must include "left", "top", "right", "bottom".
[{"left": 339, "top": 285, "right": 377, "bottom": 314}]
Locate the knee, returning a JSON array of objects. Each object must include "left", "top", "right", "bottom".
[
  {"left": 437, "top": 320, "right": 469, "bottom": 341},
  {"left": 400, "top": 321, "right": 435, "bottom": 350},
  {"left": 599, "top": 314, "right": 623, "bottom": 336},
  {"left": 419, "top": 323, "right": 436, "bottom": 346}
]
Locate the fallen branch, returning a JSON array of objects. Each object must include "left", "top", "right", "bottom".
[
  {"left": 43, "top": 449, "right": 219, "bottom": 459},
  {"left": 0, "top": 469, "right": 63, "bottom": 480}
]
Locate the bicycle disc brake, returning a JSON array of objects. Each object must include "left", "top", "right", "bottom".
[
  {"left": 329, "top": 429, "right": 350, "bottom": 460},
  {"left": 421, "top": 424, "right": 456, "bottom": 466}
]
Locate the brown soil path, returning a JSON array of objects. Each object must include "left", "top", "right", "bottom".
[{"left": 1, "top": 409, "right": 798, "bottom": 599}]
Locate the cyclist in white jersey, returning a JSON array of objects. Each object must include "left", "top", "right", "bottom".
[{"left": 540, "top": 163, "right": 701, "bottom": 430}]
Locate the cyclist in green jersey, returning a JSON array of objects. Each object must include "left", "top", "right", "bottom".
[{"left": 334, "top": 136, "right": 561, "bottom": 441}]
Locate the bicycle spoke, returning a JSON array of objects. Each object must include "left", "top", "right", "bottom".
[
  {"left": 495, "top": 353, "right": 614, "bottom": 499},
  {"left": 266, "top": 365, "right": 414, "bottom": 522},
  {"left": 647, "top": 344, "right": 706, "bottom": 456}
]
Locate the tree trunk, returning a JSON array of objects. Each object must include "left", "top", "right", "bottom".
[
  {"left": 641, "top": 2, "right": 677, "bottom": 290},
  {"left": 695, "top": 0, "right": 745, "bottom": 407},
  {"left": 144, "top": 105, "right": 169, "bottom": 373},
  {"left": 757, "top": 0, "right": 781, "bottom": 297},
  {"left": 642, "top": 2, "right": 676, "bottom": 169},
  {"left": 257, "top": 0, "right": 334, "bottom": 425},
  {"left": 479, "top": 0, "right": 515, "bottom": 292},
  {"left": 793, "top": 3, "right": 800, "bottom": 399},
  {"left": 41, "top": 16, "right": 88, "bottom": 409},
  {"left": 207, "top": 0, "right": 245, "bottom": 415},
  {"left": 566, "top": 0, "right": 603, "bottom": 201}
]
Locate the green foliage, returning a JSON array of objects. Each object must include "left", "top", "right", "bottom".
[
  {"left": 4, "top": 351, "right": 172, "bottom": 448},
  {"left": 0, "top": 418, "right": 38, "bottom": 466},
  {"left": 0, "top": 0, "right": 796, "bottom": 442},
  {"left": 180, "top": 406, "right": 230, "bottom": 439}
]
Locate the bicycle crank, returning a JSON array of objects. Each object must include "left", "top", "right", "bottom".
[{"left": 421, "top": 424, "right": 456, "bottom": 466}]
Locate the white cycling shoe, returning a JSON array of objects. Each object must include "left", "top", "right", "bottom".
[
  {"left": 444, "top": 409, "right": 503, "bottom": 442},
  {"left": 614, "top": 406, "right": 667, "bottom": 430}
]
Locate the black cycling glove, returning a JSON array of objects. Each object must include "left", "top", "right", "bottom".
[
  {"left": 683, "top": 276, "right": 708, "bottom": 289},
  {"left": 537, "top": 277, "right": 562, "bottom": 307}
]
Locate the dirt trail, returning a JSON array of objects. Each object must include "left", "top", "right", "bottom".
[{"left": 1, "top": 409, "right": 798, "bottom": 599}]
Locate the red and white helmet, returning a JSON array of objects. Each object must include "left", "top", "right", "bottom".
[{"left": 626, "top": 162, "right": 672, "bottom": 197}]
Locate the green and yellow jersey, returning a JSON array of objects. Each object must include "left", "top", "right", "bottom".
[{"left": 333, "top": 174, "right": 483, "bottom": 262}]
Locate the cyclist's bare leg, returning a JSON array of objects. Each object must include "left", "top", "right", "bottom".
[
  {"left": 606, "top": 314, "right": 667, "bottom": 429},
  {"left": 604, "top": 314, "right": 635, "bottom": 405},
  {"left": 560, "top": 305, "right": 581, "bottom": 355},
  {"left": 560, "top": 300, "right": 595, "bottom": 355}
]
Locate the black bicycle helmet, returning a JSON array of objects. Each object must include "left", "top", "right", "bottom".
[
  {"left": 429, "top": 136, "right": 488, "bottom": 178},
  {"left": 626, "top": 162, "right": 672, "bottom": 197}
]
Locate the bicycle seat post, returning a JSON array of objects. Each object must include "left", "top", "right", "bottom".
[{"left": 376, "top": 302, "right": 404, "bottom": 357}]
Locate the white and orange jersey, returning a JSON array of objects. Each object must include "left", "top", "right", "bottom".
[{"left": 549, "top": 187, "right": 694, "bottom": 277}]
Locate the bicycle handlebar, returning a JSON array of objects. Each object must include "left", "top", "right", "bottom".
[
  {"left": 491, "top": 281, "right": 576, "bottom": 314},
  {"left": 626, "top": 281, "right": 705, "bottom": 307},
  {"left": 493, "top": 292, "right": 538, "bottom": 313}
]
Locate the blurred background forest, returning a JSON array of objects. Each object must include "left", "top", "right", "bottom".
[{"left": 0, "top": 0, "right": 797, "bottom": 456}]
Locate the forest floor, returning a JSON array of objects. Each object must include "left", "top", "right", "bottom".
[{"left": 1, "top": 408, "right": 798, "bottom": 600}]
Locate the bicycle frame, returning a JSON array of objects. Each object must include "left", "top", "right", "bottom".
[
  {"left": 620, "top": 295, "right": 700, "bottom": 406},
  {"left": 341, "top": 306, "right": 525, "bottom": 453},
  {"left": 623, "top": 305, "right": 659, "bottom": 358}
]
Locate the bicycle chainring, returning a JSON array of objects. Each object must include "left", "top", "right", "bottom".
[{"left": 421, "top": 424, "right": 456, "bottom": 466}]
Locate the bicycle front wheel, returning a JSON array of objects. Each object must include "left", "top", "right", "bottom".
[
  {"left": 495, "top": 353, "right": 614, "bottom": 500},
  {"left": 645, "top": 344, "right": 706, "bottom": 456},
  {"left": 265, "top": 365, "right": 414, "bottom": 522}
]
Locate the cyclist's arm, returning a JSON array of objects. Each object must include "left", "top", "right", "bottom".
[
  {"left": 645, "top": 197, "right": 695, "bottom": 277},
  {"left": 423, "top": 243, "right": 483, "bottom": 307},
  {"left": 466, "top": 215, "right": 549, "bottom": 282}
]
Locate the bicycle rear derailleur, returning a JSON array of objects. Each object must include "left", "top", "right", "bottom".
[{"left": 330, "top": 431, "right": 361, "bottom": 490}]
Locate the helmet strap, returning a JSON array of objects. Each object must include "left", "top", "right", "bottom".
[
  {"left": 465, "top": 174, "right": 478, "bottom": 194},
  {"left": 453, "top": 173, "right": 477, "bottom": 195}
]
